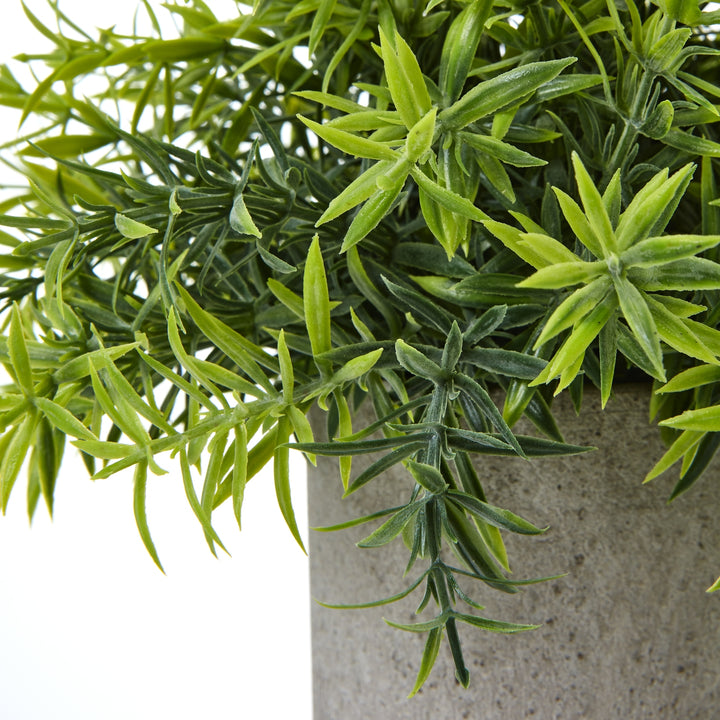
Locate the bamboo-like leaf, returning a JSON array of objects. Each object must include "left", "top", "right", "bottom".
[
  {"left": 571, "top": 152, "right": 616, "bottom": 255},
  {"left": 201, "top": 430, "right": 229, "bottom": 556},
  {"left": 88, "top": 362, "right": 151, "bottom": 447},
  {"left": 659, "top": 406, "right": 720, "bottom": 433},
  {"left": 176, "top": 286, "right": 276, "bottom": 392},
  {"left": 8, "top": 304, "right": 34, "bottom": 398},
  {"left": 553, "top": 187, "right": 604, "bottom": 258},
  {"left": 340, "top": 179, "right": 406, "bottom": 252},
  {"left": 517, "top": 233, "right": 582, "bottom": 266},
  {"left": 644, "top": 429, "right": 703, "bottom": 483},
  {"left": 179, "top": 448, "right": 228, "bottom": 553},
  {"left": 647, "top": 296, "right": 718, "bottom": 365},
  {"left": 345, "top": 442, "right": 426, "bottom": 495},
  {"left": 277, "top": 330, "right": 294, "bottom": 403},
  {"left": 411, "top": 166, "right": 488, "bottom": 224},
  {"left": 613, "top": 277, "right": 664, "bottom": 380},
  {"left": 622, "top": 235, "right": 720, "bottom": 268},
  {"left": 298, "top": 116, "right": 399, "bottom": 161},
  {"left": 599, "top": 314, "right": 617, "bottom": 409},
  {"left": 34, "top": 397, "right": 96, "bottom": 441},
  {"left": 232, "top": 423, "right": 249, "bottom": 529},
  {"left": 1, "top": 414, "right": 37, "bottom": 513},
  {"left": 616, "top": 164, "right": 695, "bottom": 251},
  {"left": 459, "top": 131, "right": 545, "bottom": 167},
  {"left": 658, "top": 365, "right": 720, "bottom": 394},
  {"left": 441, "top": 322, "right": 463, "bottom": 373},
  {"left": 308, "top": 0, "right": 337, "bottom": 55},
  {"left": 534, "top": 277, "right": 612, "bottom": 348},
  {"left": 378, "top": 27, "right": 431, "bottom": 129},
  {"left": 317, "top": 159, "right": 396, "bottom": 225},
  {"left": 331, "top": 389, "right": 353, "bottom": 489},
  {"left": 384, "top": 614, "right": 449, "bottom": 633},
  {"left": 439, "top": 0, "right": 493, "bottom": 102},
  {"left": 330, "top": 348, "right": 384, "bottom": 387},
  {"left": 274, "top": 417, "right": 306, "bottom": 553},
  {"left": 133, "top": 461, "right": 165, "bottom": 573},
  {"left": 518, "top": 260, "right": 604, "bottom": 289},
  {"left": 305, "top": 235, "right": 332, "bottom": 359},
  {"left": 535, "top": 294, "right": 618, "bottom": 385},
  {"left": 408, "top": 626, "right": 443, "bottom": 698},
  {"left": 439, "top": 58, "right": 576, "bottom": 130}
]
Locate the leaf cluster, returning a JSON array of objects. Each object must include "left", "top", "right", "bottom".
[{"left": 1, "top": 0, "right": 720, "bottom": 693}]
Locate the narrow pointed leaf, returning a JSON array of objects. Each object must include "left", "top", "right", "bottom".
[{"left": 133, "top": 462, "right": 165, "bottom": 573}]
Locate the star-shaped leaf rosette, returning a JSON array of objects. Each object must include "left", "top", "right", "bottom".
[
  {"left": 295, "top": 7, "right": 579, "bottom": 258},
  {"left": 483, "top": 152, "right": 720, "bottom": 406}
]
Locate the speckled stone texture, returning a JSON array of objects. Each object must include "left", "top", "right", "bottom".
[{"left": 308, "top": 385, "right": 720, "bottom": 719}]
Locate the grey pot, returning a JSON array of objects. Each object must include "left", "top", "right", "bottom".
[{"left": 308, "top": 385, "right": 720, "bottom": 719}]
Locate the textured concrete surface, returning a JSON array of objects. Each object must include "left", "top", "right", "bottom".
[{"left": 308, "top": 386, "right": 720, "bottom": 719}]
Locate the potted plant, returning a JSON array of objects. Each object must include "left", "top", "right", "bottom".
[{"left": 2, "top": 0, "right": 720, "bottom": 714}]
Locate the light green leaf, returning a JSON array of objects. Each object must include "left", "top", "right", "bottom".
[
  {"left": 438, "top": 0, "right": 493, "bottom": 102},
  {"left": 317, "top": 159, "right": 395, "bottom": 225},
  {"left": 330, "top": 348, "right": 383, "bottom": 386},
  {"left": 658, "top": 364, "right": 720, "bottom": 394},
  {"left": 179, "top": 448, "right": 228, "bottom": 554},
  {"left": 229, "top": 192, "right": 262, "bottom": 238},
  {"left": 613, "top": 278, "right": 664, "bottom": 380},
  {"left": 553, "top": 187, "right": 604, "bottom": 258},
  {"left": 340, "top": 179, "right": 406, "bottom": 252},
  {"left": 274, "top": 417, "right": 307, "bottom": 553},
  {"left": 133, "top": 461, "right": 165, "bottom": 573},
  {"left": 518, "top": 261, "right": 604, "bottom": 289},
  {"left": 411, "top": 166, "right": 488, "bottom": 223},
  {"left": 644, "top": 429, "right": 703, "bottom": 483},
  {"left": 378, "top": 27, "right": 431, "bottom": 129},
  {"left": 534, "top": 277, "right": 612, "bottom": 348},
  {"left": 621, "top": 235, "right": 720, "bottom": 268},
  {"left": 277, "top": 330, "right": 294, "bottom": 403},
  {"left": 304, "top": 235, "right": 332, "bottom": 359},
  {"left": 34, "top": 397, "right": 95, "bottom": 441},
  {"left": 232, "top": 423, "right": 249, "bottom": 529},
  {"left": 299, "top": 115, "right": 399, "bottom": 161},
  {"left": 616, "top": 164, "right": 695, "bottom": 251},
  {"left": 459, "top": 131, "right": 546, "bottom": 167},
  {"left": 8, "top": 304, "right": 33, "bottom": 398},
  {"left": 114, "top": 213, "right": 158, "bottom": 240},
  {"left": 176, "top": 286, "right": 276, "bottom": 393},
  {"left": 439, "top": 58, "right": 576, "bottom": 130},
  {"left": 1, "top": 413, "right": 37, "bottom": 513},
  {"left": 659, "top": 406, "right": 720, "bottom": 432},
  {"left": 571, "top": 152, "right": 616, "bottom": 255},
  {"left": 454, "top": 611, "right": 539, "bottom": 633}
]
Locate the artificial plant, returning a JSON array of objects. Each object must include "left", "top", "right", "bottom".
[{"left": 1, "top": 0, "right": 720, "bottom": 694}]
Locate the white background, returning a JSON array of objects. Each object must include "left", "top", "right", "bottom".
[{"left": 0, "top": 2, "right": 313, "bottom": 718}]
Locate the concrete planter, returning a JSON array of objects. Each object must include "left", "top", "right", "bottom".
[{"left": 308, "top": 385, "right": 720, "bottom": 719}]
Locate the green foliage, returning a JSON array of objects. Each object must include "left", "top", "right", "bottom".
[{"left": 1, "top": 0, "right": 720, "bottom": 694}]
